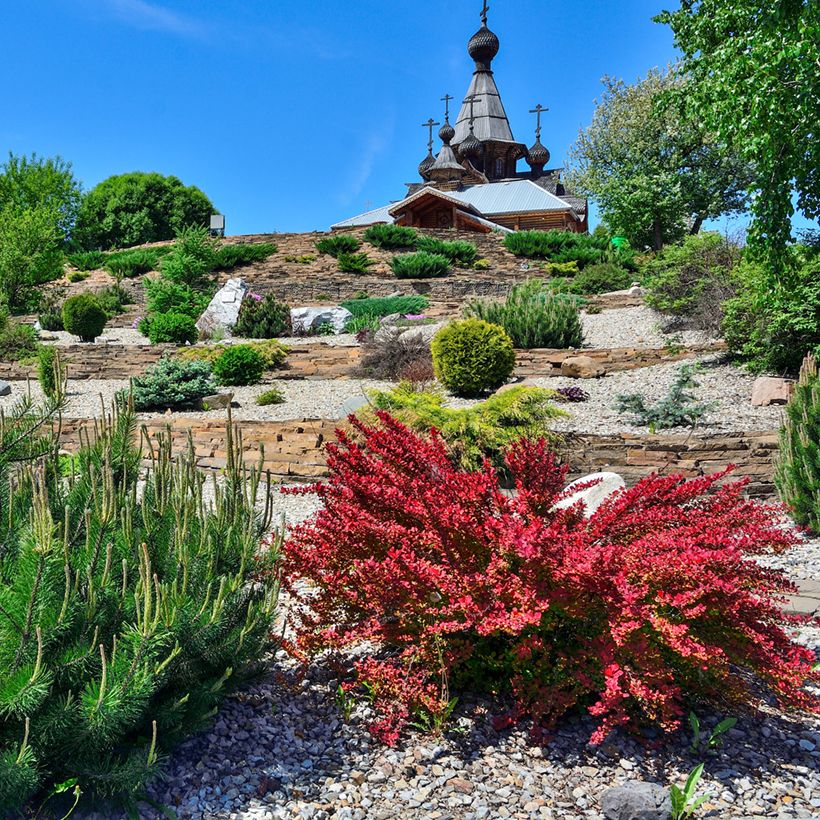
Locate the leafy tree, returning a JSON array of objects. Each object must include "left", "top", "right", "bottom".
[
  {"left": 657, "top": 0, "right": 819, "bottom": 264},
  {"left": 0, "top": 153, "right": 82, "bottom": 243},
  {"left": 565, "top": 68, "right": 753, "bottom": 250},
  {"left": 74, "top": 172, "right": 215, "bottom": 250}
]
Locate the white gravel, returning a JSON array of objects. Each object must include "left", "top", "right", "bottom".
[{"left": 580, "top": 305, "right": 712, "bottom": 350}]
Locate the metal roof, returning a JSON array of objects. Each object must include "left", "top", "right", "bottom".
[
  {"left": 453, "top": 71, "right": 517, "bottom": 145},
  {"left": 332, "top": 204, "right": 393, "bottom": 229}
]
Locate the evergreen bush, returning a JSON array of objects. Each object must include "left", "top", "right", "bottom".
[
  {"left": 337, "top": 252, "right": 374, "bottom": 274},
  {"left": 234, "top": 294, "right": 290, "bottom": 338},
  {"left": 159, "top": 226, "right": 219, "bottom": 290},
  {"left": 431, "top": 319, "right": 515, "bottom": 397},
  {"left": 67, "top": 250, "right": 106, "bottom": 271},
  {"left": 131, "top": 357, "right": 215, "bottom": 410},
  {"left": 0, "top": 399, "right": 278, "bottom": 813},
  {"left": 142, "top": 279, "right": 209, "bottom": 328},
  {"left": 95, "top": 284, "right": 132, "bottom": 318},
  {"left": 104, "top": 248, "right": 167, "bottom": 279},
  {"left": 363, "top": 224, "right": 418, "bottom": 250},
  {"left": 214, "top": 242, "right": 277, "bottom": 271},
  {"left": 568, "top": 262, "right": 633, "bottom": 295},
  {"left": 775, "top": 353, "right": 820, "bottom": 532},
  {"left": 212, "top": 345, "right": 266, "bottom": 386},
  {"left": 178, "top": 340, "right": 287, "bottom": 370},
  {"left": 391, "top": 252, "right": 450, "bottom": 279},
  {"left": 341, "top": 295, "right": 429, "bottom": 319},
  {"left": 62, "top": 293, "right": 107, "bottom": 342},
  {"left": 36, "top": 345, "right": 64, "bottom": 400},
  {"left": 316, "top": 235, "right": 361, "bottom": 257},
  {"left": 466, "top": 279, "right": 583, "bottom": 349},
  {"left": 0, "top": 310, "right": 38, "bottom": 361},
  {"left": 256, "top": 387, "right": 286, "bottom": 406},
  {"left": 415, "top": 237, "right": 478, "bottom": 267},
  {"left": 504, "top": 230, "right": 635, "bottom": 269},
  {"left": 146, "top": 311, "right": 199, "bottom": 345}
]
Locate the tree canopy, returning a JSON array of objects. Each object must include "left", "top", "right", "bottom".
[
  {"left": 565, "top": 67, "right": 754, "bottom": 250},
  {"left": 74, "top": 171, "right": 215, "bottom": 250},
  {"left": 657, "top": 0, "right": 819, "bottom": 264}
]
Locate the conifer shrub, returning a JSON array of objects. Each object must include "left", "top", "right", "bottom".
[
  {"left": 159, "top": 225, "right": 219, "bottom": 290},
  {"left": 67, "top": 271, "right": 88, "bottom": 283},
  {"left": 415, "top": 236, "right": 478, "bottom": 267},
  {"left": 104, "top": 248, "right": 166, "bottom": 279},
  {"left": 364, "top": 224, "right": 419, "bottom": 250},
  {"left": 775, "top": 353, "right": 820, "bottom": 532},
  {"left": 466, "top": 279, "right": 583, "bottom": 349},
  {"left": 131, "top": 356, "right": 215, "bottom": 410},
  {"left": 341, "top": 295, "right": 429, "bottom": 319},
  {"left": 337, "top": 252, "right": 374, "bottom": 274},
  {"left": 431, "top": 319, "right": 515, "bottom": 397},
  {"left": 0, "top": 310, "right": 38, "bottom": 362},
  {"left": 504, "top": 230, "right": 636, "bottom": 269},
  {"left": 67, "top": 250, "right": 106, "bottom": 271},
  {"left": 234, "top": 294, "right": 290, "bottom": 338},
  {"left": 212, "top": 345, "right": 266, "bottom": 386},
  {"left": 279, "top": 414, "right": 818, "bottom": 747},
  {"left": 178, "top": 340, "right": 287, "bottom": 370},
  {"left": 146, "top": 311, "right": 199, "bottom": 345},
  {"left": 95, "top": 284, "right": 132, "bottom": 318},
  {"left": 37, "top": 345, "right": 65, "bottom": 400},
  {"left": 143, "top": 278, "right": 209, "bottom": 322},
  {"left": 316, "top": 235, "right": 361, "bottom": 257},
  {"left": 0, "top": 399, "right": 278, "bottom": 813},
  {"left": 256, "top": 387, "right": 286, "bottom": 406},
  {"left": 568, "top": 262, "right": 633, "bottom": 295},
  {"left": 214, "top": 242, "right": 277, "bottom": 270},
  {"left": 391, "top": 252, "right": 450, "bottom": 279},
  {"left": 62, "top": 293, "right": 107, "bottom": 342}
]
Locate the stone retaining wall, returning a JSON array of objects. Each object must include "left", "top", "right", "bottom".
[{"left": 55, "top": 417, "right": 779, "bottom": 496}]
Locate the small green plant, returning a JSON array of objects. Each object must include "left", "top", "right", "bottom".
[
  {"left": 346, "top": 314, "right": 382, "bottom": 334},
  {"left": 214, "top": 242, "right": 277, "bottom": 270},
  {"left": 545, "top": 260, "right": 580, "bottom": 277},
  {"left": 179, "top": 340, "right": 287, "bottom": 370},
  {"left": 143, "top": 277, "right": 209, "bottom": 322},
  {"left": 363, "top": 224, "right": 418, "bottom": 250},
  {"left": 474, "top": 258, "right": 491, "bottom": 270},
  {"left": 337, "top": 252, "right": 374, "bottom": 274},
  {"left": 431, "top": 319, "right": 516, "bottom": 397},
  {"left": 503, "top": 230, "right": 635, "bottom": 270},
  {"left": 392, "top": 252, "right": 450, "bottom": 279},
  {"left": 336, "top": 685, "right": 354, "bottom": 722},
  {"left": 234, "top": 294, "right": 291, "bottom": 338},
  {"left": 568, "top": 262, "right": 633, "bottom": 295},
  {"left": 585, "top": 304, "right": 603, "bottom": 315},
  {"left": 466, "top": 279, "right": 583, "bottom": 349},
  {"left": 67, "top": 250, "right": 106, "bottom": 271},
  {"left": 341, "top": 295, "right": 429, "bottom": 318},
  {"left": 0, "top": 310, "right": 38, "bottom": 361},
  {"left": 688, "top": 713, "right": 737, "bottom": 754},
  {"left": 415, "top": 236, "right": 478, "bottom": 267},
  {"left": 147, "top": 311, "right": 199, "bottom": 345},
  {"left": 105, "top": 248, "right": 167, "bottom": 278},
  {"left": 131, "top": 356, "right": 215, "bottom": 410},
  {"left": 66, "top": 271, "right": 88, "bottom": 283},
  {"left": 94, "top": 283, "right": 132, "bottom": 318},
  {"left": 37, "top": 345, "right": 65, "bottom": 401},
  {"left": 284, "top": 254, "right": 317, "bottom": 264},
  {"left": 62, "top": 293, "right": 107, "bottom": 342},
  {"left": 315, "top": 321, "right": 336, "bottom": 337},
  {"left": 212, "top": 344, "right": 266, "bottom": 386},
  {"left": 316, "top": 235, "right": 361, "bottom": 257},
  {"left": 615, "top": 365, "right": 714, "bottom": 431},
  {"left": 256, "top": 387, "right": 285, "bottom": 406},
  {"left": 670, "top": 764, "right": 709, "bottom": 820}
]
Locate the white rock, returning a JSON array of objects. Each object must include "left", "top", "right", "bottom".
[
  {"left": 290, "top": 307, "right": 353, "bottom": 336},
  {"left": 337, "top": 395, "right": 370, "bottom": 418},
  {"left": 554, "top": 472, "right": 626, "bottom": 517},
  {"left": 196, "top": 278, "right": 248, "bottom": 339},
  {"left": 373, "top": 322, "right": 443, "bottom": 346}
]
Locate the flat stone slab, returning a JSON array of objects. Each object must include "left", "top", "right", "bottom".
[{"left": 786, "top": 579, "right": 820, "bottom": 616}]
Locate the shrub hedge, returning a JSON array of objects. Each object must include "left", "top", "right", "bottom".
[{"left": 392, "top": 252, "right": 450, "bottom": 279}]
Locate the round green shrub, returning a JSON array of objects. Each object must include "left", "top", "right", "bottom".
[
  {"left": 234, "top": 294, "right": 290, "bottom": 339},
  {"left": 147, "top": 311, "right": 199, "bottom": 345},
  {"left": 391, "top": 252, "right": 450, "bottom": 279},
  {"left": 568, "top": 263, "right": 634, "bottom": 295},
  {"left": 62, "top": 293, "right": 107, "bottom": 342},
  {"left": 212, "top": 345, "right": 266, "bottom": 386},
  {"left": 432, "top": 319, "right": 516, "bottom": 397}
]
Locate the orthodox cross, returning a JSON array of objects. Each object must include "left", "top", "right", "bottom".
[
  {"left": 481, "top": 0, "right": 490, "bottom": 24},
  {"left": 529, "top": 104, "right": 549, "bottom": 140},
  {"left": 464, "top": 95, "right": 481, "bottom": 135},
  {"left": 422, "top": 118, "right": 440, "bottom": 153},
  {"left": 441, "top": 93, "right": 454, "bottom": 122}
]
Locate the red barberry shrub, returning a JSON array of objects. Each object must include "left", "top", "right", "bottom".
[{"left": 278, "top": 412, "right": 819, "bottom": 745}]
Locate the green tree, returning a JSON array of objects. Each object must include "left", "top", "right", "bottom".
[
  {"left": 565, "top": 68, "right": 753, "bottom": 250},
  {"left": 657, "top": 0, "right": 819, "bottom": 264},
  {"left": 0, "top": 153, "right": 82, "bottom": 243},
  {"left": 74, "top": 172, "right": 215, "bottom": 250}
]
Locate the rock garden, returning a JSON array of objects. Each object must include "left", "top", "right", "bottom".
[{"left": 1, "top": 224, "right": 818, "bottom": 820}]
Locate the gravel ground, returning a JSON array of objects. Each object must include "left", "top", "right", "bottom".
[{"left": 580, "top": 306, "right": 712, "bottom": 350}]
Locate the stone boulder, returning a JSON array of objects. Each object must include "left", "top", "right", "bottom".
[
  {"left": 561, "top": 356, "right": 606, "bottom": 379},
  {"left": 291, "top": 307, "right": 353, "bottom": 336},
  {"left": 373, "top": 322, "right": 443, "bottom": 347},
  {"left": 196, "top": 278, "right": 248, "bottom": 339},
  {"left": 0, "top": 380, "right": 11, "bottom": 397},
  {"left": 194, "top": 393, "right": 234, "bottom": 411},
  {"left": 601, "top": 782, "right": 671, "bottom": 820},
  {"left": 751, "top": 376, "right": 793, "bottom": 407},
  {"left": 337, "top": 394, "right": 370, "bottom": 419},
  {"left": 554, "top": 472, "right": 626, "bottom": 518}
]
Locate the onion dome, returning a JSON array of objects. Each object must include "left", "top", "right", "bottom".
[
  {"left": 459, "top": 131, "right": 482, "bottom": 159},
  {"left": 468, "top": 23, "right": 500, "bottom": 70},
  {"left": 439, "top": 120, "right": 456, "bottom": 144},
  {"left": 418, "top": 151, "right": 436, "bottom": 179},
  {"left": 526, "top": 138, "right": 550, "bottom": 174}
]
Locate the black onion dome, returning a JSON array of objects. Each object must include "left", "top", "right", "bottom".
[
  {"left": 418, "top": 152, "right": 436, "bottom": 178},
  {"left": 459, "top": 132, "right": 482, "bottom": 158},
  {"left": 439, "top": 121, "right": 456, "bottom": 144},
  {"left": 527, "top": 139, "right": 550, "bottom": 169},
  {"left": 468, "top": 24, "right": 500, "bottom": 68}
]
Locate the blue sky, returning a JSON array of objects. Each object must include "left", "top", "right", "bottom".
[{"left": 2, "top": 0, "right": 810, "bottom": 237}]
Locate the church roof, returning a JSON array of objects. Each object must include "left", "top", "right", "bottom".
[{"left": 453, "top": 71, "right": 516, "bottom": 145}]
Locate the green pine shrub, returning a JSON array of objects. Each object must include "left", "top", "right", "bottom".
[
  {"left": 104, "top": 248, "right": 168, "bottom": 279},
  {"left": 0, "top": 310, "right": 38, "bottom": 361},
  {"left": 545, "top": 260, "right": 580, "bottom": 277},
  {"left": 415, "top": 237, "right": 478, "bottom": 267},
  {"left": 367, "top": 383, "right": 565, "bottom": 471},
  {"left": 363, "top": 224, "right": 419, "bottom": 250},
  {"left": 178, "top": 340, "right": 287, "bottom": 370},
  {"left": 775, "top": 353, "right": 820, "bottom": 532},
  {"left": 140, "top": 278, "right": 210, "bottom": 340},
  {"left": 0, "top": 398, "right": 278, "bottom": 814},
  {"left": 146, "top": 312, "right": 199, "bottom": 345},
  {"left": 466, "top": 279, "right": 583, "bottom": 349},
  {"left": 214, "top": 242, "right": 277, "bottom": 271},
  {"left": 37, "top": 307, "right": 63, "bottom": 332},
  {"left": 341, "top": 295, "right": 429, "bottom": 319},
  {"left": 568, "top": 263, "right": 633, "bottom": 295},
  {"left": 37, "top": 345, "right": 65, "bottom": 400},
  {"left": 234, "top": 294, "right": 290, "bottom": 338},
  {"left": 391, "top": 252, "right": 450, "bottom": 279},
  {"left": 159, "top": 226, "right": 219, "bottom": 289},
  {"left": 62, "top": 293, "right": 107, "bottom": 342},
  {"left": 94, "top": 284, "right": 132, "bottom": 318},
  {"left": 67, "top": 250, "right": 106, "bottom": 271},
  {"left": 337, "top": 252, "right": 374, "bottom": 274},
  {"left": 132, "top": 356, "right": 215, "bottom": 410},
  {"left": 504, "top": 230, "right": 635, "bottom": 270},
  {"left": 256, "top": 387, "right": 286, "bottom": 406},
  {"left": 67, "top": 271, "right": 88, "bottom": 283},
  {"left": 431, "top": 319, "right": 516, "bottom": 397},
  {"left": 212, "top": 345, "right": 266, "bottom": 386},
  {"left": 316, "top": 235, "right": 361, "bottom": 257}
]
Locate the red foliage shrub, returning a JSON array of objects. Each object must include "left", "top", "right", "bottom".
[{"left": 279, "top": 412, "right": 819, "bottom": 745}]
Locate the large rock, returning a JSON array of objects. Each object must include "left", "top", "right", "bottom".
[
  {"left": 751, "top": 376, "right": 793, "bottom": 406},
  {"left": 0, "top": 380, "right": 10, "bottom": 397},
  {"left": 337, "top": 394, "right": 370, "bottom": 419},
  {"left": 196, "top": 278, "right": 248, "bottom": 339},
  {"left": 601, "top": 782, "right": 671, "bottom": 820},
  {"left": 194, "top": 393, "right": 234, "bottom": 411},
  {"left": 291, "top": 307, "right": 353, "bottom": 336},
  {"left": 373, "top": 321, "right": 443, "bottom": 346},
  {"left": 554, "top": 472, "right": 626, "bottom": 517},
  {"left": 561, "top": 355, "right": 606, "bottom": 379}
]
